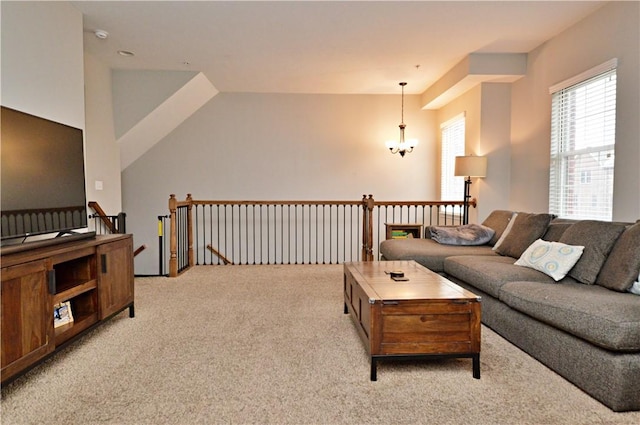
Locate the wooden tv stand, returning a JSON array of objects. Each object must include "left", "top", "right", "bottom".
[{"left": 1, "top": 234, "right": 134, "bottom": 384}]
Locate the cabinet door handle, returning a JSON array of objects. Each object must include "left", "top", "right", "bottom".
[
  {"left": 101, "top": 254, "right": 107, "bottom": 274},
  {"left": 48, "top": 270, "right": 56, "bottom": 295}
]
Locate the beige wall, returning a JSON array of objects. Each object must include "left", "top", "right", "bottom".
[
  {"left": 122, "top": 93, "right": 437, "bottom": 273},
  {"left": 478, "top": 83, "right": 512, "bottom": 220},
  {"left": 510, "top": 1, "right": 639, "bottom": 221},
  {"left": 435, "top": 83, "right": 512, "bottom": 224}
]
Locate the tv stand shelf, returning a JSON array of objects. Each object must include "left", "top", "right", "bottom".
[{"left": 1, "top": 234, "right": 134, "bottom": 384}]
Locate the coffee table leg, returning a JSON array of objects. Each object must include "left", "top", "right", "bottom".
[
  {"left": 370, "top": 357, "right": 377, "bottom": 381},
  {"left": 473, "top": 354, "right": 480, "bottom": 379}
]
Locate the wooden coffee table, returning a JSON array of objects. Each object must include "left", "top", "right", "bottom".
[{"left": 343, "top": 260, "right": 481, "bottom": 381}]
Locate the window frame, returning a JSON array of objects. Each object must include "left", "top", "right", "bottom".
[
  {"left": 440, "top": 113, "right": 466, "bottom": 203},
  {"left": 548, "top": 59, "right": 617, "bottom": 220}
]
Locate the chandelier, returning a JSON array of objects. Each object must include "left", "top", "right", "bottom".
[{"left": 385, "top": 82, "right": 418, "bottom": 157}]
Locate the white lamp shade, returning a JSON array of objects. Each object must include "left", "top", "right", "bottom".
[{"left": 455, "top": 155, "right": 487, "bottom": 177}]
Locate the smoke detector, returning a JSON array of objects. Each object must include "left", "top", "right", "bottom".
[{"left": 94, "top": 29, "right": 109, "bottom": 40}]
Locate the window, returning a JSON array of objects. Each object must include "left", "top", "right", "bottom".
[
  {"left": 440, "top": 113, "right": 465, "bottom": 202},
  {"left": 549, "top": 60, "right": 617, "bottom": 220}
]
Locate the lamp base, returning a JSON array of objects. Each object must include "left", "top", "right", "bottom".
[{"left": 463, "top": 177, "right": 472, "bottom": 225}]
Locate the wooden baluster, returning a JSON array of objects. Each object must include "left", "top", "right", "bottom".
[{"left": 186, "top": 194, "right": 194, "bottom": 271}]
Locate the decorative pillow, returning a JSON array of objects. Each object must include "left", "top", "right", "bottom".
[
  {"left": 629, "top": 279, "right": 640, "bottom": 296},
  {"left": 429, "top": 224, "right": 495, "bottom": 246},
  {"left": 515, "top": 239, "right": 584, "bottom": 281},
  {"left": 596, "top": 222, "right": 640, "bottom": 292},
  {"left": 491, "top": 212, "right": 518, "bottom": 251},
  {"left": 559, "top": 220, "right": 627, "bottom": 285},
  {"left": 493, "top": 213, "right": 554, "bottom": 259},
  {"left": 481, "top": 210, "right": 515, "bottom": 246}
]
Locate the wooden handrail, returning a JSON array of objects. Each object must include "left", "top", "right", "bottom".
[
  {"left": 191, "top": 200, "right": 364, "bottom": 206},
  {"left": 88, "top": 201, "right": 145, "bottom": 257},
  {"left": 88, "top": 201, "right": 117, "bottom": 233},
  {"left": 133, "top": 245, "right": 147, "bottom": 257},
  {"left": 372, "top": 199, "right": 476, "bottom": 208}
]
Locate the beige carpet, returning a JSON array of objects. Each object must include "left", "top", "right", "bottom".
[{"left": 1, "top": 265, "right": 639, "bottom": 425}]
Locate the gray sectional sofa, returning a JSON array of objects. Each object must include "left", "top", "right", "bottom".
[{"left": 379, "top": 211, "right": 640, "bottom": 412}]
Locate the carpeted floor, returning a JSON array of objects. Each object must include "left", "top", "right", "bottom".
[{"left": 1, "top": 264, "right": 639, "bottom": 424}]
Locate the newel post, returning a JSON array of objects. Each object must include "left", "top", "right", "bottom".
[
  {"left": 169, "top": 194, "right": 178, "bottom": 277},
  {"left": 186, "top": 193, "right": 194, "bottom": 270},
  {"left": 361, "top": 194, "right": 375, "bottom": 261}
]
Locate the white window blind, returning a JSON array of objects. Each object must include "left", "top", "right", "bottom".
[
  {"left": 441, "top": 114, "right": 465, "bottom": 202},
  {"left": 549, "top": 63, "right": 617, "bottom": 220}
]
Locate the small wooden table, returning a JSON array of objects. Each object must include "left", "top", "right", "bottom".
[{"left": 343, "top": 260, "right": 481, "bottom": 381}]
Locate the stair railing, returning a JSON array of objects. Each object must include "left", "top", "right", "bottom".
[
  {"left": 88, "top": 201, "right": 146, "bottom": 257},
  {"left": 168, "top": 194, "right": 474, "bottom": 277}
]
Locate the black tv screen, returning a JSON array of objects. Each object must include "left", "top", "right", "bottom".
[{"left": 1, "top": 106, "right": 88, "bottom": 241}]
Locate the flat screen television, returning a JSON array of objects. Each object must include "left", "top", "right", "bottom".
[{"left": 1, "top": 106, "right": 90, "bottom": 247}]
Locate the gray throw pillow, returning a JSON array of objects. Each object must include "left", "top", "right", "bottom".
[
  {"left": 596, "top": 222, "right": 640, "bottom": 292},
  {"left": 481, "top": 210, "right": 515, "bottom": 246},
  {"left": 494, "top": 213, "right": 553, "bottom": 259},
  {"left": 559, "top": 220, "right": 627, "bottom": 285}
]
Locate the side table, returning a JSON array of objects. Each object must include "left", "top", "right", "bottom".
[{"left": 385, "top": 223, "right": 423, "bottom": 240}]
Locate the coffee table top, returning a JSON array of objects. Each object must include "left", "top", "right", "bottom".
[{"left": 344, "top": 260, "right": 480, "bottom": 302}]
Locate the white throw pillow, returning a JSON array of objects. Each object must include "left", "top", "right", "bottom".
[
  {"left": 515, "top": 239, "right": 584, "bottom": 281},
  {"left": 630, "top": 275, "right": 640, "bottom": 296}
]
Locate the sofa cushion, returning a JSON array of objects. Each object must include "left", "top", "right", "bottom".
[
  {"left": 379, "top": 238, "right": 496, "bottom": 273},
  {"left": 596, "top": 222, "right": 640, "bottom": 292},
  {"left": 429, "top": 223, "right": 495, "bottom": 246},
  {"left": 499, "top": 281, "right": 640, "bottom": 351},
  {"left": 481, "top": 210, "right": 515, "bottom": 246},
  {"left": 514, "top": 239, "right": 584, "bottom": 281},
  {"left": 541, "top": 219, "right": 576, "bottom": 242},
  {"left": 493, "top": 212, "right": 554, "bottom": 258},
  {"left": 443, "top": 255, "right": 557, "bottom": 298},
  {"left": 559, "top": 220, "right": 627, "bottom": 285}
]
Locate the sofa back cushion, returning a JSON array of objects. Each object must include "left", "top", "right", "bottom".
[
  {"left": 559, "top": 220, "right": 627, "bottom": 285},
  {"left": 541, "top": 219, "right": 576, "bottom": 242},
  {"left": 493, "top": 212, "right": 554, "bottom": 259},
  {"left": 596, "top": 222, "right": 640, "bottom": 292},
  {"left": 481, "top": 210, "right": 514, "bottom": 246}
]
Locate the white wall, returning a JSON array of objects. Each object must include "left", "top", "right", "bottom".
[
  {"left": 84, "top": 54, "right": 122, "bottom": 215},
  {"left": 123, "top": 92, "right": 437, "bottom": 274},
  {"left": 510, "top": 1, "right": 639, "bottom": 221},
  {"left": 1, "top": 2, "right": 84, "bottom": 128}
]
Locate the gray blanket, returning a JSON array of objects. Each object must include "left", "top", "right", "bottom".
[{"left": 429, "top": 223, "right": 495, "bottom": 246}]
